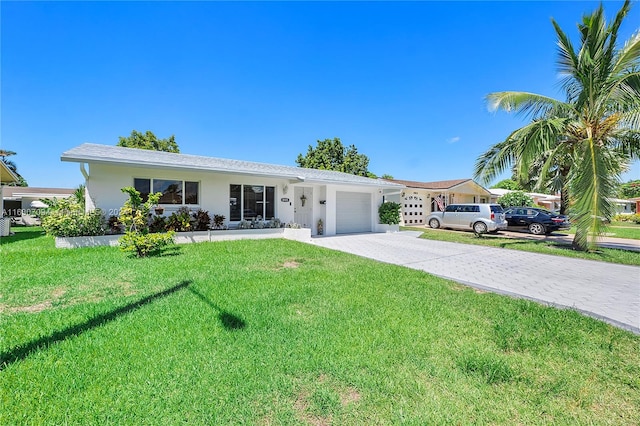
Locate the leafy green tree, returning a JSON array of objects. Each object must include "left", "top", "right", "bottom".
[
  {"left": 296, "top": 138, "right": 371, "bottom": 177},
  {"left": 491, "top": 179, "right": 523, "bottom": 191},
  {"left": 117, "top": 130, "right": 180, "bottom": 153},
  {"left": 474, "top": 1, "right": 640, "bottom": 251},
  {"left": 381, "top": 174, "right": 394, "bottom": 179},
  {"left": 618, "top": 180, "right": 640, "bottom": 199},
  {"left": 497, "top": 191, "right": 534, "bottom": 208}
]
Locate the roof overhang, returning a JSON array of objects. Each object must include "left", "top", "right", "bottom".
[
  {"left": 0, "top": 162, "right": 20, "bottom": 185},
  {"left": 61, "top": 144, "right": 405, "bottom": 190}
]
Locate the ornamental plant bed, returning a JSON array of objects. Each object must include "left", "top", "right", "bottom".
[{"left": 55, "top": 228, "right": 312, "bottom": 249}]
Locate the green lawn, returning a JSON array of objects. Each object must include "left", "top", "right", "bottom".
[
  {"left": 402, "top": 226, "right": 640, "bottom": 266},
  {"left": 564, "top": 222, "right": 640, "bottom": 240},
  {"left": 1, "top": 228, "right": 639, "bottom": 424}
]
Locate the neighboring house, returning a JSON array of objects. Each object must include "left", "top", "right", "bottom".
[
  {"left": 489, "top": 188, "right": 634, "bottom": 214},
  {"left": 61, "top": 144, "right": 404, "bottom": 236},
  {"left": 1, "top": 161, "right": 21, "bottom": 235},
  {"left": 0, "top": 161, "right": 20, "bottom": 186},
  {"left": 630, "top": 198, "right": 640, "bottom": 214},
  {"left": 383, "top": 178, "right": 495, "bottom": 226},
  {"left": 2, "top": 186, "right": 75, "bottom": 217},
  {"left": 489, "top": 188, "right": 562, "bottom": 211},
  {"left": 610, "top": 198, "right": 634, "bottom": 215}
]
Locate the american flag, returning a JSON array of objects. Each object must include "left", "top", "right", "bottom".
[{"left": 435, "top": 195, "right": 445, "bottom": 211}]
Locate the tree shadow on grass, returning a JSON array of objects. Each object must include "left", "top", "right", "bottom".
[
  {"left": 0, "top": 280, "right": 192, "bottom": 370},
  {"left": 187, "top": 287, "right": 246, "bottom": 331},
  {"left": 0, "top": 227, "right": 45, "bottom": 245},
  {"left": 150, "top": 245, "right": 183, "bottom": 258}
]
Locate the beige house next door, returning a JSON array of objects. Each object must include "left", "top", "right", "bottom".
[{"left": 402, "top": 192, "right": 425, "bottom": 225}]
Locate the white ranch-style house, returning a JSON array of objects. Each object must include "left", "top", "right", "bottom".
[
  {"left": 61, "top": 144, "right": 404, "bottom": 236},
  {"left": 383, "top": 178, "right": 497, "bottom": 226}
]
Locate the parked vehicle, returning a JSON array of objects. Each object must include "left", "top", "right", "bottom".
[
  {"left": 503, "top": 207, "right": 571, "bottom": 235},
  {"left": 426, "top": 204, "right": 507, "bottom": 234}
]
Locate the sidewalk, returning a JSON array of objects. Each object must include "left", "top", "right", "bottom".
[{"left": 311, "top": 231, "right": 640, "bottom": 334}]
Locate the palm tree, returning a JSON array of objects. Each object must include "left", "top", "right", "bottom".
[{"left": 474, "top": 0, "right": 640, "bottom": 251}]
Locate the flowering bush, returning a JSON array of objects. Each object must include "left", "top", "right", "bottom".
[{"left": 41, "top": 198, "right": 105, "bottom": 237}]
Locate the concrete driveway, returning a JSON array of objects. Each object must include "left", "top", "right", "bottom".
[{"left": 310, "top": 231, "right": 640, "bottom": 334}]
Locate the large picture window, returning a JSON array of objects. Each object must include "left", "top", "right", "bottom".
[
  {"left": 229, "top": 184, "right": 275, "bottom": 221},
  {"left": 134, "top": 178, "right": 199, "bottom": 205},
  {"left": 154, "top": 179, "right": 183, "bottom": 204},
  {"left": 133, "top": 178, "right": 151, "bottom": 202}
]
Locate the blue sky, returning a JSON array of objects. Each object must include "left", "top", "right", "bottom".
[{"left": 2, "top": 1, "right": 639, "bottom": 189}]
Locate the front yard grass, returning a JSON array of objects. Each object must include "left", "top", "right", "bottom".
[
  {"left": 1, "top": 228, "right": 639, "bottom": 424},
  {"left": 562, "top": 221, "right": 640, "bottom": 240},
  {"left": 403, "top": 226, "right": 640, "bottom": 266}
]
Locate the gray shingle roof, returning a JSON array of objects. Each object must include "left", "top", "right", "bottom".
[{"left": 61, "top": 143, "right": 404, "bottom": 188}]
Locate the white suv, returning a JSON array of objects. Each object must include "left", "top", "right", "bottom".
[{"left": 426, "top": 204, "right": 507, "bottom": 234}]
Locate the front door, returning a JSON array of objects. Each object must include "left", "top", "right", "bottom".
[{"left": 294, "top": 187, "right": 313, "bottom": 228}]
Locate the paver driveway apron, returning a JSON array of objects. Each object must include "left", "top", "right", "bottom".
[{"left": 310, "top": 231, "right": 640, "bottom": 334}]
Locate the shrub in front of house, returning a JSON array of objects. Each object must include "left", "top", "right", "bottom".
[
  {"left": 268, "top": 217, "right": 281, "bottom": 228},
  {"left": 613, "top": 213, "right": 640, "bottom": 223},
  {"left": 497, "top": 191, "right": 534, "bottom": 208},
  {"left": 118, "top": 187, "right": 174, "bottom": 257},
  {"left": 149, "top": 215, "right": 168, "bottom": 233},
  {"left": 167, "top": 207, "right": 192, "bottom": 232},
  {"left": 378, "top": 201, "right": 401, "bottom": 225},
  {"left": 108, "top": 215, "right": 123, "bottom": 234},
  {"left": 192, "top": 209, "right": 211, "bottom": 231},
  {"left": 212, "top": 214, "right": 226, "bottom": 229},
  {"left": 119, "top": 231, "right": 174, "bottom": 258},
  {"left": 41, "top": 198, "right": 105, "bottom": 237}
]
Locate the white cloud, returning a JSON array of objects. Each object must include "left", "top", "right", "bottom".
[{"left": 447, "top": 136, "right": 460, "bottom": 144}]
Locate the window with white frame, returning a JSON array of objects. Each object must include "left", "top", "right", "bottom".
[
  {"left": 229, "top": 184, "right": 275, "bottom": 221},
  {"left": 134, "top": 178, "right": 199, "bottom": 205}
]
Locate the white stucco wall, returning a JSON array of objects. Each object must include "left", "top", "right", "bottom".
[
  {"left": 83, "top": 163, "right": 387, "bottom": 236},
  {"left": 86, "top": 163, "right": 297, "bottom": 225}
]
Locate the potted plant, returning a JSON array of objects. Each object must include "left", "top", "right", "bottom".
[
  {"left": 317, "top": 218, "right": 323, "bottom": 235},
  {"left": 154, "top": 206, "right": 165, "bottom": 215},
  {"left": 377, "top": 201, "right": 401, "bottom": 233}
]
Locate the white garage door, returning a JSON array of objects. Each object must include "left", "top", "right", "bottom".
[{"left": 336, "top": 191, "right": 372, "bottom": 234}]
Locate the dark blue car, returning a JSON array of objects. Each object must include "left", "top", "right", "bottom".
[{"left": 503, "top": 207, "right": 571, "bottom": 235}]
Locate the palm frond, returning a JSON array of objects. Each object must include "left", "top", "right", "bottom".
[
  {"left": 612, "top": 127, "right": 640, "bottom": 160},
  {"left": 609, "top": 1, "right": 636, "bottom": 74},
  {"left": 510, "top": 118, "right": 566, "bottom": 179},
  {"left": 608, "top": 72, "right": 640, "bottom": 113},
  {"left": 486, "top": 92, "right": 563, "bottom": 119},
  {"left": 612, "top": 30, "right": 640, "bottom": 75},
  {"left": 569, "top": 139, "right": 618, "bottom": 251},
  {"left": 552, "top": 18, "right": 579, "bottom": 78},
  {"left": 473, "top": 139, "right": 516, "bottom": 185}
]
